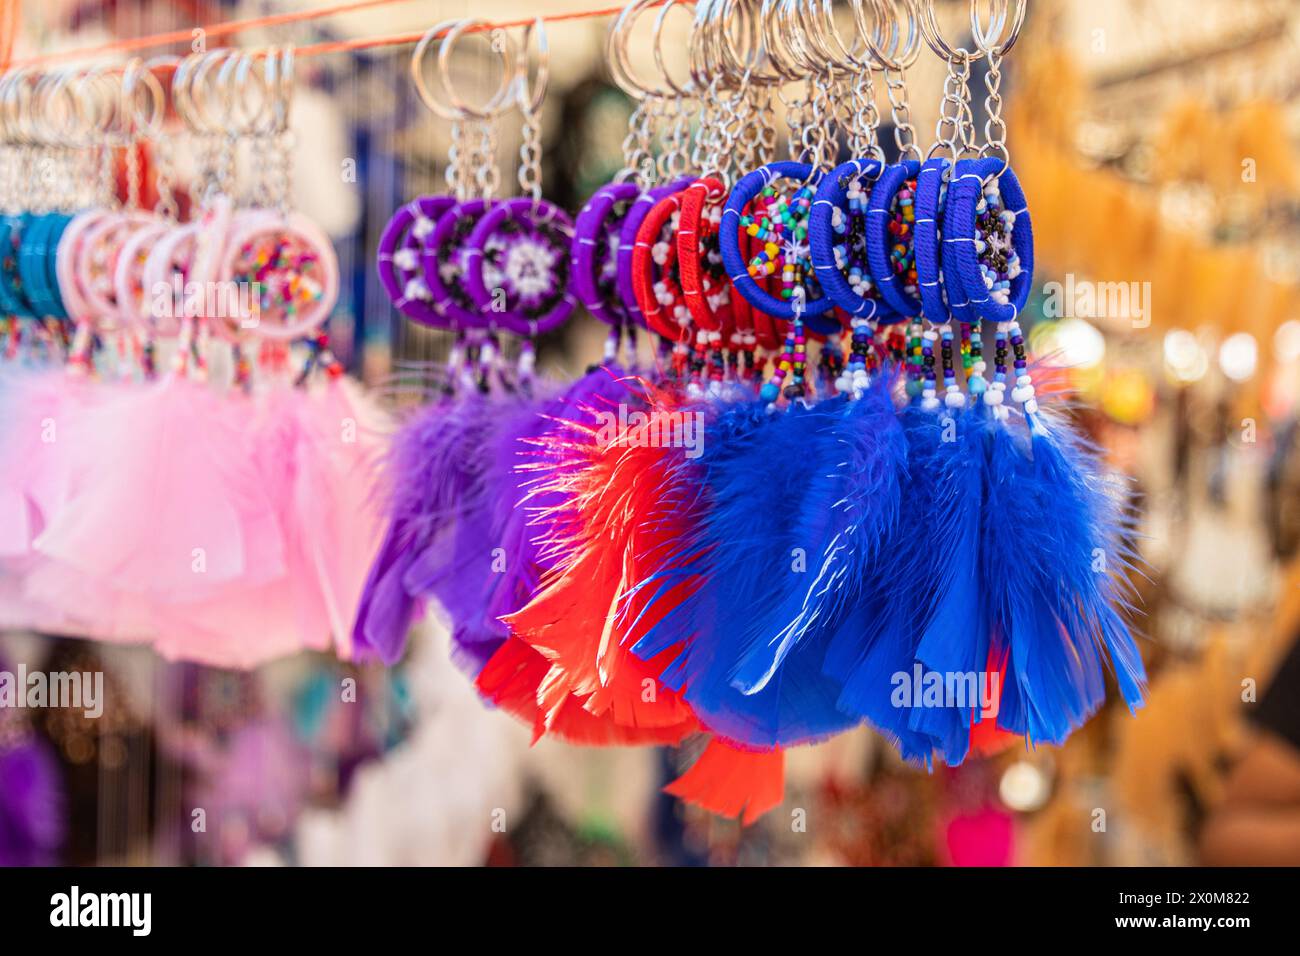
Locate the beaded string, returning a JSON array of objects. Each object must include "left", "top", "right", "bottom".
[
  {"left": 904, "top": 318, "right": 925, "bottom": 399},
  {"left": 759, "top": 312, "right": 808, "bottom": 405},
  {"left": 830, "top": 177, "right": 881, "bottom": 303},
  {"left": 919, "top": 327, "right": 939, "bottom": 409},
  {"left": 939, "top": 321, "right": 963, "bottom": 408},
  {"left": 1006, "top": 316, "right": 1041, "bottom": 425},
  {"left": 963, "top": 320, "right": 987, "bottom": 399},
  {"left": 741, "top": 181, "right": 816, "bottom": 304},
  {"left": 984, "top": 321, "right": 1009, "bottom": 417},
  {"left": 836, "top": 315, "right": 876, "bottom": 398},
  {"left": 888, "top": 177, "right": 918, "bottom": 299},
  {"left": 974, "top": 178, "right": 1021, "bottom": 306}
]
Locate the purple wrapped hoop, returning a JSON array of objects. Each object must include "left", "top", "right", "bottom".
[
  {"left": 422, "top": 197, "right": 493, "bottom": 329},
  {"left": 377, "top": 195, "right": 456, "bottom": 328},
  {"left": 571, "top": 181, "right": 638, "bottom": 326},
  {"left": 464, "top": 196, "right": 576, "bottom": 336},
  {"left": 616, "top": 177, "right": 692, "bottom": 328}
]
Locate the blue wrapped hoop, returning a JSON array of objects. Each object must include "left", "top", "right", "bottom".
[
  {"left": 942, "top": 157, "right": 1034, "bottom": 324},
  {"left": 0, "top": 215, "right": 32, "bottom": 317},
  {"left": 42, "top": 214, "right": 73, "bottom": 319},
  {"left": 913, "top": 157, "right": 951, "bottom": 324},
  {"left": 719, "top": 160, "right": 837, "bottom": 326},
  {"left": 865, "top": 159, "right": 922, "bottom": 317},
  {"left": 808, "top": 157, "right": 901, "bottom": 326},
  {"left": 19, "top": 214, "right": 63, "bottom": 319}
]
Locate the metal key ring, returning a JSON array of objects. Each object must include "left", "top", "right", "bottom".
[
  {"left": 920, "top": 0, "right": 997, "bottom": 62},
  {"left": 970, "top": 0, "right": 1024, "bottom": 57},
  {"left": 860, "top": 0, "right": 922, "bottom": 72},
  {"left": 652, "top": 0, "right": 695, "bottom": 98},
  {"left": 411, "top": 18, "right": 515, "bottom": 122},
  {"left": 608, "top": 0, "right": 664, "bottom": 100},
  {"left": 512, "top": 18, "right": 550, "bottom": 115}
]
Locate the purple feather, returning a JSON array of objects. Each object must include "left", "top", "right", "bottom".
[
  {"left": 392, "top": 369, "right": 631, "bottom": 674},
  {"left": 0, "top": 734, "right": 65, "bottom": 866}
]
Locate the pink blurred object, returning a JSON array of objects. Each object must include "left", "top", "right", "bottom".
[{"left": 941, "top": 806, "right": 1016, "bottom": 867}]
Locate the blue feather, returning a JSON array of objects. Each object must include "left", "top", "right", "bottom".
[
  {"left": 630, "top": 395, "right": 877, "bottom": 747},
  {"left": 981, "top": 408, "right": 1146, "bottom": 744},
  {"left": 904, "top": 404, "right": 989, "bottom": 764},
  {"left": 815, "top": 397, "right": 946, "bottom": 764},
  {"left": 731, "top": 382, "right": 908, "bottom": 692}
]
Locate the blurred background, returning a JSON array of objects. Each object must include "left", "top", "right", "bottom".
[{"left": 2, "top": 0, "right": 1300, "bottom": 867}]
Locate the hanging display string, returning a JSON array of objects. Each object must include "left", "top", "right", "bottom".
[{"left": 6, "top": 0, "right": 664, "bottom": 69}]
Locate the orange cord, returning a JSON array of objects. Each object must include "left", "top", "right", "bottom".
[
  {"left": 0, "top": 0, "right": 20, "bottom": 69},
  {"left": 8, "top": 0, "right": 659, "bottom": 68}
]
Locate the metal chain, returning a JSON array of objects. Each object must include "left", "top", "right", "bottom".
[
  {"left": 638, "top": 94, "right": 663, "bottom": 184},
  {"left": 781, "top": 83, "right": 807, "bottom": 162},
  {"left": 883, "top": 68, "right": 920, "bottom": 162},
  {"left": 619, "top": 97, "right": 649, "bottom": 183},
  {"left": 720, "top": 84, "right": 752, "bottom": 184},
  {"left": 274, "top": 129, "right": 295, "bottom": 213},
  {"left": 755, "top": 87, "right": 778, "bottom": 167},
  {"left": 981, "top": 49, "right": 1009, "bottom": 168},
  {"left": 932, "top": 50, "right": 970, "bottom": 158},
  {"left": 957, "top": 59, "right": 978, "bottom": 156},
  {"left": 100, "top": 141, "right": 120, "bottom": 207},
  {"left": 0, "top": 146, "right": 14, "bottom": 214},
  {"left": 445, "top": 120, "right": 464, "bottom": 199},
  {"left": 690, "top": 75, "right": 722, "bottom": 174},
  {"left": 848, "top": 68, "right": 882, "bottom": 162},
  {"left": 474, "top": 120, "right": 500, "bottom": 199},
  {"left": 802, "top": 71, "right": 836, "bottom": 169},
  {"left": 655, "top": 94, "right": 683, "bottom": 182},
  {"left": 735, "top": 83, "right": 768, "bottom": 172},
  {"left": 153, "top": 135, "right": 178, "bottom": 220},
  {"left": 797, "top": 75, "right": 820, "bottom": 164},
  {"left": 125, "top": 139, "right": 141, "bottom": 209},
  {"left": 517, "top": 98, "right": 543, "bottom": 201},
  {"left": 662, "top": 94, "right": 693, "bottom": 181}
]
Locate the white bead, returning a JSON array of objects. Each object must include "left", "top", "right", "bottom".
[
  {"left": 1016, "top": 373, "right": 1031, "bottom": 386},
  {"left": 983, "top": 388, "right": 1003, "bottom": 406},
  {"left": 1011, "top": 384, "right": 1035, "bottom": 403},
  {"left": 945, "top": 390, "right": 967, "bottom": 409}
]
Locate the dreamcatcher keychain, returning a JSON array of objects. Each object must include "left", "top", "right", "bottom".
[{"left": 931, "top": 0, "right": 1145, "bottom": 746}]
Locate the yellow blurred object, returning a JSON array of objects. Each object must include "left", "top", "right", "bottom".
[
  {"left": 1100, "top": 366, "right": 1156, "bottom": 425},
  {"left": 1013, "top": 47, "right": 1299, "bottom": 366}
]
